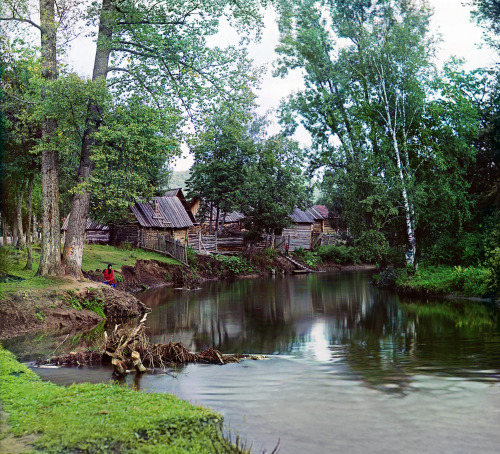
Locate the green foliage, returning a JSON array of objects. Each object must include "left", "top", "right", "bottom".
[
  {"left": 396, "top": 265, "right": 492, "bottom": 297},
  {"left": 0, "top": 347, "right": 245, "bottom": 453},
  {"left": 316, "top": 245, "right": 360, "bottom": 265},
  {"left": 427, "top": 232, "right": 485, "bottom": 266},
  {"left": 186, "top": 247, "right": 198, "bottom": 271},
  {"left": 292, "top": 247, "right": 320, "bottom": 268},
  {"left": 355, "top": 230, "right": 389, "bottom": 264},
  {"left": 214, "top": 255, "right": 255, "bottom": 275}
]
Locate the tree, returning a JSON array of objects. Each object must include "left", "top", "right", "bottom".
[
  {"left": 61, "top": 0, "right": 265, "bottom": 277},
  {"left": 241, "top": 134, "right": 310, "bottom": 238},
  {"left": 275, "top": 0, "right": 481, "bottom": 268},
  {"left": 186, "top": 103, "right": 254, "bottom": 233}
]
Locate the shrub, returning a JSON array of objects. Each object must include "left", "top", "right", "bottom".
[
  {"left": 355, "top": 230, "right": 389, "bottom": 263},
  {"left": 316, "top": 245, "right": 359, "bottom": 265},
  {"left": 292, "top": 248, "right": 320, "bottom": 268},
  {"left": 214, "top": 255, "right": 255, "bottom": 275},
  {"left": 186, "top": 247, "right": 198, "bottom": 271},
  {"left": 451, "top": 266, "right": 491, "bottom": 297}
]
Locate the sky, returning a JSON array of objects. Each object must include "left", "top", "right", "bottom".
[{"left": 67, "top": 0, "right": 498, "bottom": 172}]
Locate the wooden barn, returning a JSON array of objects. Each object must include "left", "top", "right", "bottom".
[
  {"left": 282, "top": 208, "right": 315, "bottom": 251},
  {"left": 61, "top": 217, "right": 109, "bottom": 244},
  {"left": 132, "top": 196, "right": 194, "bottom": 245},
  {"left": 110, "top": 197, "right": 194, "bottom": 246},
  {"left": 313, "top": 205, "right": 337, "bottom": 234}
]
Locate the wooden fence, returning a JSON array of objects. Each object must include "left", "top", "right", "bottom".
[
  {"left": 139, "top": 231, "right": 188, "bottom": 265},
  {"left": 188, "top": 232, "right": 217, "bottom": 254}
]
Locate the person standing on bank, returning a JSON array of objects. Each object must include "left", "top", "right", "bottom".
[{"left": 104, "top": 264, "right": 116, "bottom": 288}]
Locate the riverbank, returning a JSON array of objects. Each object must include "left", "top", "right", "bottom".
[
  {"left": 374, "top": 264, "right": 496, "bottom": 300},
  {"left": 0, "top": 346, "right": 248, "bottom": 454},
  {"left": 0, "top": 244, "right": 377, "bottom": 340}
]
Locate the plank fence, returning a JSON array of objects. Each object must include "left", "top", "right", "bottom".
[
  {"left": 188, "top": 232, "right": 217, "bottom": 254},
  {"left": 139, "top": 231, "right": 188, "bottom": 266}
]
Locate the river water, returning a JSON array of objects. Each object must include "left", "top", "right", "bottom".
[{"left": 27, "top": 271, "right": 500, "bottom": 453}]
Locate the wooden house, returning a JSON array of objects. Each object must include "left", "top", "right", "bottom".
[
  {"left": 61, "top": 217, "right": 109, "bottom": 244},
  {"left": 110, "top": 196, "right": 194, "bottom": 246},
  {"left": 131, "top": 196, "right": 194, "bottom": 245},
  {"left": 306, "top": 206, "right": 325, "bottom": 234},
  {"left": 282, "top": 208, "right": 315, "bottom": 251},
  {"left": 313, "top": 205, "right": 337, "bottom": 234}
]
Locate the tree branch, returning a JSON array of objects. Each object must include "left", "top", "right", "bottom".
[{"left": 0, "top": 16, "right": 42, "bottom": 31}]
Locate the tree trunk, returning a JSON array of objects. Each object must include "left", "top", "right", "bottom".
[
  {"left": 1, "top": 217, "right": 7, "bottom": 247},
  {"left": 62, "top": 0, "right": 113, "bottom": 279},
  {"left": 24, "top": 175, "right": 34, "bottom": 270},
  {"left": 37, "top": 0, "right": 61, "bottom": 276},
  {"left": 15, "top": 180, "right": 27, "bottom": 249},
  {"left": 208, "top": 202, "right": 214, "bottom": 235}
]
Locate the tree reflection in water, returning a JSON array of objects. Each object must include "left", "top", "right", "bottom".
[{"left": 137, "top": 271, "right": 500, "bottom": 391}]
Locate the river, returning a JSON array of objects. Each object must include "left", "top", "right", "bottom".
[{"left": 23, "top": 271, "right": 500, "bottom": 453}]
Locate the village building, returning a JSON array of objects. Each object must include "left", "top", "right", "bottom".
[
  {"left": 282, "top": 208, "right": 316, "bottom": 251},
  {"left": 313, "top": 205, "right": 340, "bottom": 234},
  {"left": 110, "top": 196, "right": 194, "bottom": 246},
  {"left": 61, "top": 217, "right": 109, "bottom": 244}
]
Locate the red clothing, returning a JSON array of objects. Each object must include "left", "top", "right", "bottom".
[{"left": 104, "top": 269, "right": 115, "bottom": 284}]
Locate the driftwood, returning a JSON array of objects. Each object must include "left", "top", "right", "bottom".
[{"left": 43, "top": 313, "right": 261, "bottom": 374}]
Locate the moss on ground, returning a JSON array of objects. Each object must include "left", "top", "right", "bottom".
[{"left": 0, "top": 346, "right": 244, "bottom": 453}]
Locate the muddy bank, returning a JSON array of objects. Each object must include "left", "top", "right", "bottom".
[{"left": 0, "top": 286, "right": 148, "bottom": 340}]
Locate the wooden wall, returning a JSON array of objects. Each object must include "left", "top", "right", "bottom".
[
  {"left": 111, "top": 224, "right": 139, "bottom": 246},
  {"left": 282, "top": 224, "right": 312, "bottom": 251}
]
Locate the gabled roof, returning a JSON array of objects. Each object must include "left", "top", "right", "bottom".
[
  {"left": 132, "top": 197, "right": 194, "bottom": 229},
  {"left": 290, "top": 208, "right": 315, "bottom": 224},
  {"left": 306, "top": 206, "right": 324, "bottom": 221},
  {"left": 164, "top": 188, "right": 196, "bottom": 223},
  {"left": 61, "top": 217, "right": 109, "bottom": 231},
  {"left": 314, "top": 205, "right": 329, "bottom": 218}
]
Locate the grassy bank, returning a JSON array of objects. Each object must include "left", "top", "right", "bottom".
[
  {"left": 0, "top": 346, "right": 245, "bottom": 453},
  {"left": 0, "top": 245, "right": 181, "bottom": 296},
  {"left": 391, "top": 265, "right": 493, "bottom": 298}
]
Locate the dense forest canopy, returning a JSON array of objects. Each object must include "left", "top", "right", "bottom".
[{"left": 0, "top": 0, "right": 499, "bottom": 288}]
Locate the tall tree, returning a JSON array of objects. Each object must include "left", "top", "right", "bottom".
[
  {"left": 276, "top": 0, "right": 466, "bottom": 268},
  {"left": 62, "top": 0, "right": 265, "bottom": 277}
]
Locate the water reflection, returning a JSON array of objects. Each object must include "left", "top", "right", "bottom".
[
  {"left": 136, "top": 271, "right": 500, "bottom": 390},
  {"left": 28, "top": 271, "right": 500, "bottom": 454}
]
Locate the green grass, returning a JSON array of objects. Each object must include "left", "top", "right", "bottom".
[
  {"left": 82, "top": 244, "right": 181, "bottom": 272},
  {"left": 395, "top": 265, "right": 492, "bottom": 297},
  {"left": 0, "top": 346, "right": 245, "bottom": 453},
  {"left": 0, "top": 245, "right": 181, "bottom": 297}
]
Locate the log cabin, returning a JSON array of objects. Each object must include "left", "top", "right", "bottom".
[{"left": 61, "top": 217, "right": 109, "bottom": 244}]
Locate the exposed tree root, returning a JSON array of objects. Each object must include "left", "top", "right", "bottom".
[{"left": 41, "top": 314, "right": 262, "bottom": 372}]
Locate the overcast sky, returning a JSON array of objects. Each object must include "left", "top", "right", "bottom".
[{"left": 67, "top": 0, "right": 498, "bottom": 172}]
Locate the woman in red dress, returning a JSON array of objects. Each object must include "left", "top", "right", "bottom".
[{"left": 103, "top": 264, "right": 116, "bottom": 288}]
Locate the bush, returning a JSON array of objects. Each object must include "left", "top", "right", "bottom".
[
  {"left": 451, "top": 266, "right": 492, "bottom": 297},
  {"left": 186, "top": 247, "right": 198, "bottom": 271},
  {"left": 214, "top": 255, "right": 255, "bottom": 275},
  {"left": 316, "top": 245, "right": 359, "bottom": 265},
  {"left": 292, "top": 248, "right": 320, "bottom": 268},
  {"left": 396, "top": 265, "right": 492, "bottom": 297},
  {"left": 427, "top": 233, "right": 484, "bottom": 266},
  {"left": 355, "top": 230, "right": 389, "bottom": 264}
]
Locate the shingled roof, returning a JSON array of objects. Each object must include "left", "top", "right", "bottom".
[
  {"left": 290, "top": 208, "right": 315, "bottom": 224},
  {"left": 306, "top": 206, "right": 324, "bottom": 220},
  {"left": 61, "top": 217, "right": 109, "bottom": 231},
  {"left": 132, "top": 197, "right": 194, "bottom": 229}
]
